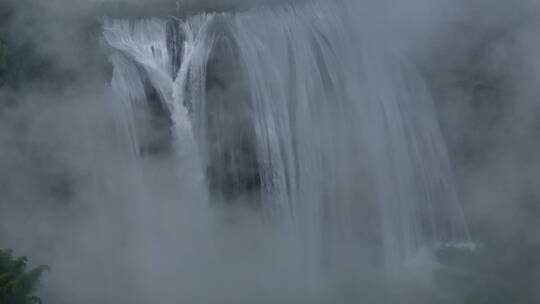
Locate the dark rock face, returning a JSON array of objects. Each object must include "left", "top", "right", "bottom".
[
  {"left": 139, "top": 73, "right": 174, "bottom": 156},
  {"left": 136, "top": 19, "right": 184, "bottom": 156},
  {"left": 166, "top": 19, "right": 185, "bottom": 80},
  {"left": 204, "top": 18, "right": 261, "bottom": 204},
  {"left": 137, "top": 17, "right": 262, "bottom": 204}
]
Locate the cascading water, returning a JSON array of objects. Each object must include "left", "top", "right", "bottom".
[{"left": 104, "top": 0, "right": 470, "bottom": 280}]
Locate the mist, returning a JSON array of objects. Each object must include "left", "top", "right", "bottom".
[{"left": 1, "top": 0, "right": 539, "bottom": 303}]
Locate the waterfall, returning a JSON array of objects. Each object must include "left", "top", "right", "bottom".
[{"left": 103, "top": 0, "right": 470, "bottom": 273}]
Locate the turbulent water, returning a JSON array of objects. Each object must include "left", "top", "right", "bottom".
[{"left": 103, "top": 0, "right": 470, "bottom": 290}]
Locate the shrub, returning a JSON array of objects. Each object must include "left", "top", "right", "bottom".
[{"left": 0, "top": 249, "right": 48, "bottom": 304}]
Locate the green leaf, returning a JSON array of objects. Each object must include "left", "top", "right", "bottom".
[{"left": 0, "top": 249, "right": 48, "bottom": 304}]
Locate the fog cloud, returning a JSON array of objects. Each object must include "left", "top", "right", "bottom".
[{"left": 1, "top": 0, "right": 540, "bottom": 303}]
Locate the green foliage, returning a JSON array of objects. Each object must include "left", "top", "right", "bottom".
[
  {"left": 0, "top": 249, "right": 48, "bottom": 304},
  {"left": 0, "top": 1, "right": 62, "bottom": 89}
]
